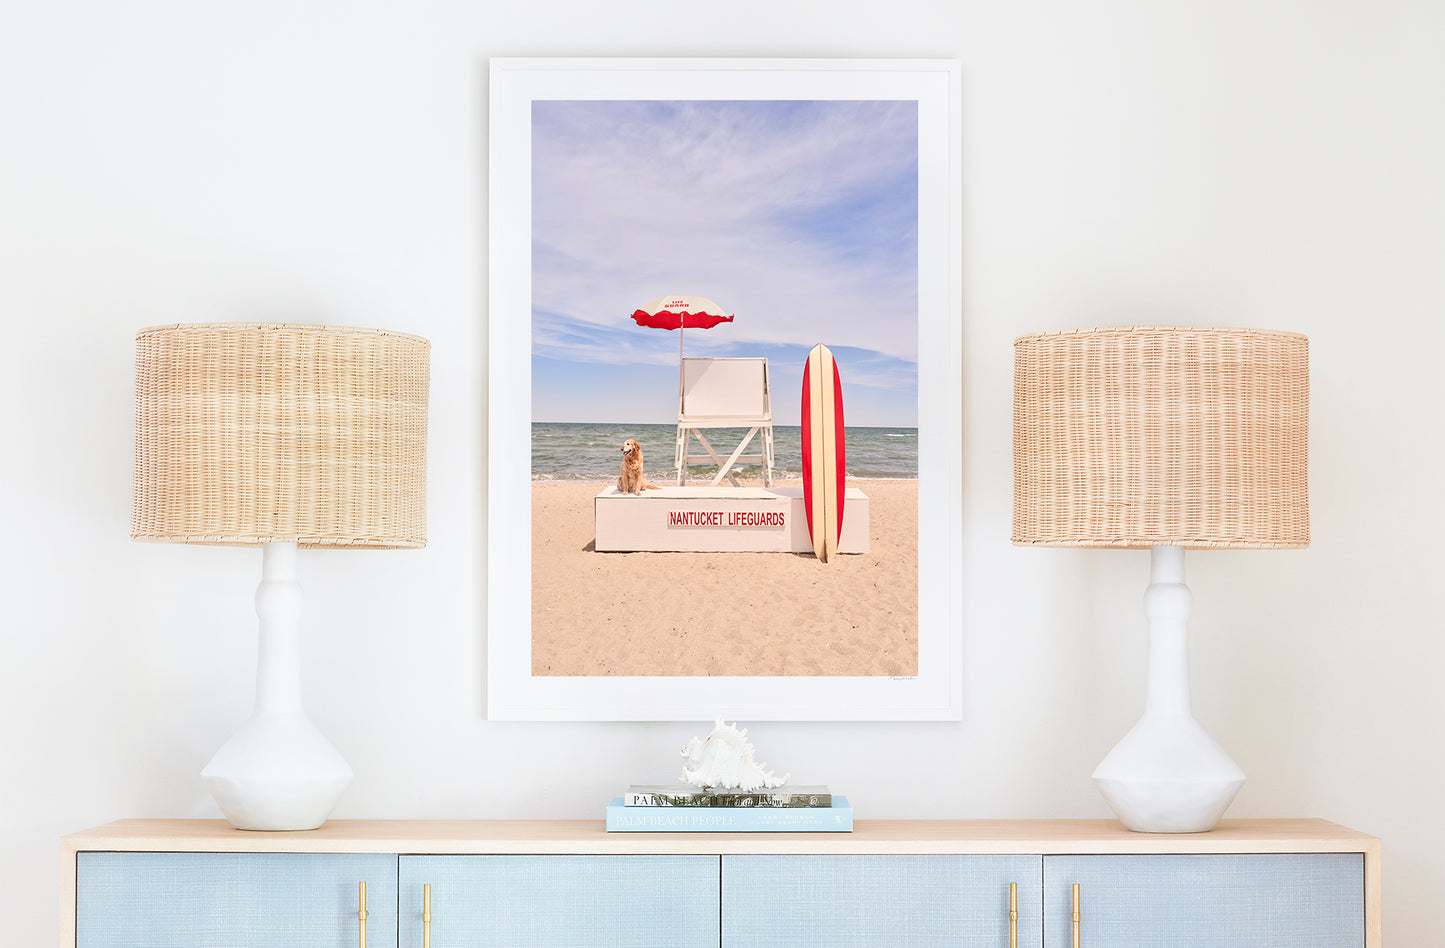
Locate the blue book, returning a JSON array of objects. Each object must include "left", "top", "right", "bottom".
[{"left": 607, "top": 796, "right": 852, "bottom": 832}]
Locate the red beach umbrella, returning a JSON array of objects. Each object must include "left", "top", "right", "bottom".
[
  {"left": 630, "top": 295, "right": 734, "bottom": 331},
  {"left": 630, "top": 295, "right": 734, "bottom": 364}
]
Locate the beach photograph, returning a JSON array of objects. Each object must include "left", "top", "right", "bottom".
[{"left": 530, "top": 99, "right": 921, "bottom": 677}]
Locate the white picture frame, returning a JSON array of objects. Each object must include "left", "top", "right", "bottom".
[{"left": 487, "top": 58, "right": 962, "bottom": 721}]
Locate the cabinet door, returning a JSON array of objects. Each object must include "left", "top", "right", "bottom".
[
  {"left": 722, "top": 854, "right": 1043, "bottom": 948},
  {"left": 76, "top": 852, "right": 396, "bottom": 948},
  {"left": 1044, "top": 853, "right": 1364, "bottom": 948},
  {"left": 399, "top": 855, "right": 719, "bottom": 948}
]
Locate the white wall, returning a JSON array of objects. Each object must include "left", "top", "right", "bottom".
[{"left": 3, "top": 0, "right": 1441, "bottom": 943}]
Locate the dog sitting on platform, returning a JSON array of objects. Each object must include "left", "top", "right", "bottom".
[{"left": 618, "top": 438, "right": 661, "bottom": 495}]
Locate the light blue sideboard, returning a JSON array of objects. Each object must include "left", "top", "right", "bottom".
[
  {"left": 62, "top": 818, "right": 1381, "bottom": 948},
  {"left": 723, "top": 854, "right": 1044, "bottom": 948},
  {"left": 398, "top": 854, "right": 719, "bottom": 948},
  {"left": 1043, "top": 853, "right": 1366, "bottom": 948},
  {"left": 76, "top": 852, "right": 397, "bottom": 948}
]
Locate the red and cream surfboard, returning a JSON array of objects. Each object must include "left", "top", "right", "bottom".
[{"left": 801, "top": 343, "right": 846, "bottom": 562}]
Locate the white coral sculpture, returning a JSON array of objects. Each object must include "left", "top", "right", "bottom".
[{"left": 679, "top": 717, "right": 789, "bottom": 791}]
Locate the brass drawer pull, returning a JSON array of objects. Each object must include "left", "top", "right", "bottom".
[
  {"left": 1008, "top": 881, "right": 1019, "bottom": 947},
  {"left": 1071, "top": 883, "right": 1081, "bottom": 948},
  {"left": 423, "top": 883, "right": 432, "bottom": 948},
  {"left": 357, "top": 881, "right": 368, "bottom": 948}
]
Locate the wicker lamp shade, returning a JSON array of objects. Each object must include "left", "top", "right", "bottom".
[
  {"left": 132, "top": 322, "right": 430, "bottom": 548},
  {"left": 1012, "top": 325, "right": 1308, "bottom": 549}
]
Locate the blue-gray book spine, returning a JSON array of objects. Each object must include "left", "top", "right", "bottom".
[
  {"left": 625, "top": 786, "right": 832, "bottom": 808},
  {"left": 607, "top": 797, "right": 852, "bottom": 832}
]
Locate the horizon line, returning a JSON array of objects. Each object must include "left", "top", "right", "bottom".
[{"left": 533, "top": 420, "right": 920, "bottom": 429}]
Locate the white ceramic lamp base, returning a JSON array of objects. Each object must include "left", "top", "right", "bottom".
[
  {"left": 203, "top": 714, "right": 352, "bottom": 831},
  {"left": 202, "top": 543, "right": 352, "bottom": 831},
  {"left": 1092, "top": 546, "right": 1245, "bottom": 834}
]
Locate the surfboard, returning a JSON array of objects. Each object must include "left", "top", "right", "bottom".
[{"left": 801, "top": 343, "right": 846, "bottom": 562}]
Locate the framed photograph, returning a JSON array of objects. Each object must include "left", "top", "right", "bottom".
[{"left": 488, "top": 58, "right": 961, "bottom": 720}]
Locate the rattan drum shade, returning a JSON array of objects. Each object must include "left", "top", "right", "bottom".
[
  {"left": 132, "top": 323, "right": 430, "bottom": 548},
  {"left": 1012, "top": 326, "right": 1308, "bottom": 549}
]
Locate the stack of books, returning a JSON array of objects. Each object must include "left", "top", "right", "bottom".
[{"left": 606, "top": 785, "right": 851, "bottom": 832}]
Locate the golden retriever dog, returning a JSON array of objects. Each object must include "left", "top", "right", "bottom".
[{"left": 618, "top": 438, "right": 661, "bottom": 495}]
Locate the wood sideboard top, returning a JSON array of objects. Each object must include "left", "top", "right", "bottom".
[{"left": 62, "top": 818, "right": 1379, "bottom": 857}]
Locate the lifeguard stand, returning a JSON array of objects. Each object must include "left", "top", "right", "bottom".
[{"left": 674, "top": 357, "right": 774, "bottom": 488}]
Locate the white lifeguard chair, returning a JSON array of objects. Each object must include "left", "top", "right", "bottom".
[{"left": 675, "top": 357, "right": 775, "bottom": 487}]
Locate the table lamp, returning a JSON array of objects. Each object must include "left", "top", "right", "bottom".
[
  {"left": 132, "top": 322, "right": 430, "bottom": 831},
  {"left": 1012, "top": 326, "right": 1308, "bottom": 833}
]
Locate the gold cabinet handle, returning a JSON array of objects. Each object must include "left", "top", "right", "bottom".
[
  {"left": 423, "top": 883, "right": 432, "bottom": 948},
  {"left": 357, "top": 881, "right": 368, "bottom": 948},
  {"left": 1008, "top": 881, "right": 1018, "bottom": 947},
  {"left": 1071, "top": 883, "right": 1081, "bottom": 948}
]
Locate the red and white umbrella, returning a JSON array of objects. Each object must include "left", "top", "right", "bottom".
[{"left": 630, "top": 295, "right": 734, "bottom": 363}]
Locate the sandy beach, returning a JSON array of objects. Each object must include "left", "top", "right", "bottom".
[{"left": 531, "top": 478, "right": 918, "bottom": 677}]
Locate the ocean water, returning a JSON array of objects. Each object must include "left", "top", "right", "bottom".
[{"left": 533, "top": 422, "right": 917, "bottom": 481}]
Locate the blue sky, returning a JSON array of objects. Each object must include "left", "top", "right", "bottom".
[{"left": 532, "top": 100, "right": 919, "bottom": 427}]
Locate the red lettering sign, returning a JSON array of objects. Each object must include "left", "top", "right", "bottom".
[{"left": 668, "top": 510, "right": 785, "bottom": 528}]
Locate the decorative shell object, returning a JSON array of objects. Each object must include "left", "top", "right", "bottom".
[{"left": 680, "top": 718, "right": 789, "bottom": 791}]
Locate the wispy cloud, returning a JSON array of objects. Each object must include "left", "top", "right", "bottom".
[{"left": 531, "top": 99, "right": 919, "bottom": 423}]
